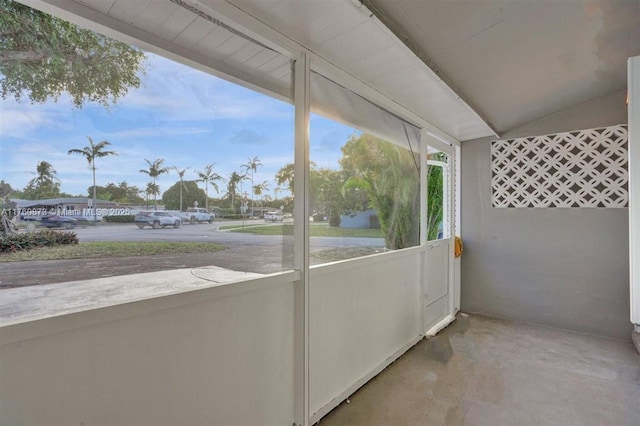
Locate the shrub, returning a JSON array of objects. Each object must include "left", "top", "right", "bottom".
[
  {"left": 103, "top": 215, "right": 135, "bottom": 223},
  {"left": 0, "top": 230, "right": 79, "bottom": 253},
  {"left": 329, "top": 214, "right": 341, "bottom": 227}
]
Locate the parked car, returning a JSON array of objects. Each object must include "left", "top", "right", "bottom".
[
  {"left": 185, "top": 207, "right": 215, "bottom": 223},
  {"left": 264, "top": 210, "right": 283, "bottom": 222},
  {"left": 135, "top": 211, "right": 181, "bottom": 229},
  {"left": 40, "top": 215, "right": 78, "bottom": 229}
]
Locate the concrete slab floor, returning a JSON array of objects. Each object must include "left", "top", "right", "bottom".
[{"left": 318, "top": 314, "right": 640, "bottom": 426}]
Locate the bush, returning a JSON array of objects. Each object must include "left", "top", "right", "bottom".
[
  {"left": 103, "top": 215, "right": 135, "bottom": 223},
  {"left": 329, "top": 214, "right": 341, "bottom": 227},
  {"left": 313, "top": 214, "right": 327, "bottom": 222},
  {"left": 0, "top": 230, "right": 78, "bottom": 253}
]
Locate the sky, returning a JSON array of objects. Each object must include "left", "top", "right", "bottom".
[{"left": 0, "top": 51, "right": 358, "bottom": 200}]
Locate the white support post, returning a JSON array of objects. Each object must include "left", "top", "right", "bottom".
[
  {"left": 447, "top": 148, "right": 456, "bottom": 317},
  {"left": 293, "top": 53, "right": 311, "bottom": 426},
  {"left": 420, "top": 131, "right": 428, "bottom": 334},
  {"left": 454, "top": 144, "right": 461, "bottom": 312},
  {"left": 628, "top": 56, "right": 640, "bottom": 331}
]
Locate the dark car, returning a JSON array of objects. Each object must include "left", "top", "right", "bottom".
[{"left": 40, "top": 215, "right": 78, "bottom": 229}]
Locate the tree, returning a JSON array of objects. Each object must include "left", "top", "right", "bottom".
[
  {"left": 0, "top": 180, "right": 12, "bottom": 198},
  {"left": 275, "top": 163, "right": 295, "bottom": 194},
  {"left": 23, "top": 160, "right": 61, "bottom": 199},
  {"left": 252, "top": 181, "right": 270, "bottom": 207},
  {"left": 171, "top": 167, "right": 190, "bottom": 211},
  {"left": 225, "top": 171, "right": 246, "bottom": 212},
  {"left": 426, "top": 153, "right": 448, "bottom": 241},
  {"left": 0, "top": 0, "right": 146, "bottom": 108},
  {"left": 162, "top": 180, "right": 206, "bottom": 211},
  {"left": 241, "top": 157, "right": 262, "bottom": 215},
  {"left": 275, "top": 161, "right": 316, "bottom": 195},
  {"left": 68, "top": 137, "right": 117, "bottom": 221},
  {"left": 144, "top": 182, "right": 160, "bottom": 209},
  {"left": 341, "top": 134, "right": 420, "bottom": 249},
  {"left": 88, "top": 181, "right": 143, "bottom": 204},
  {"left": 197, "top": 163, "right": 223, "bottom": 209},
  {"left": 139, "top": 158, "right": 170, "bottom": 209}
]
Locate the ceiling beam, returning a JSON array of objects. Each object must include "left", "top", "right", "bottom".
[{"left": 359, "top": 0, "right": 500, "bottom": 138}]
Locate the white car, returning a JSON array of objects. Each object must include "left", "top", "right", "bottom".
[
  {"left": 185, "top": 207, "right": 215, "bottom": 224},
  {"left": 264, "top": 211, "right": 283, "bottom": 222},
  {"left": 135, "top": 211, "right": 182, "bottom": 229}
]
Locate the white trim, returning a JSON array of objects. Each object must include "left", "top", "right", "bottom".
[
  {"left": 420, "top": 135, "right": 428, "bottom": 334},
  {"left": 308, "top": 335, "right": 422, "bottom": 425},
  {"left": 454, "top": 144, "right": 462, "bottom": 312},
  {"left": 448, "top": 151, "right": 457, "bottom": 317},
  {"left": 426, "top": 314, "right": 456, "bottom": 337},
  {"left": 309, "top": 246, "right": 423, "bottom": 275},
  {"left": 293, "top": 53, "right": 311, "bottom": 426},
  {"left": 629, "top": 56, "right": 640, "bottom": 326}
]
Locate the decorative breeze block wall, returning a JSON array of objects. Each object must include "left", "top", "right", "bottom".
[{"left": 491, "top": 125, "right": 628, "bottom": 208}]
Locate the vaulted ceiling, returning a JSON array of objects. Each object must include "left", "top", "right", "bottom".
[{"left": 368, "top": 0, "right": 640, "bottom": 136}]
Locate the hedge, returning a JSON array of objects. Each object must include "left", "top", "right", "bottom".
[{"left": 0, "top": 230, "right": 79, "bottom": 253}]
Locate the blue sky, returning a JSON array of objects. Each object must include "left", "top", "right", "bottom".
[{"left": 0, "top": 51, "right": 358, "bottom": 199}]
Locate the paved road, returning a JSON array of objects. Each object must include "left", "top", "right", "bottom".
[
  {"left": 73, "top": 220, "right": 384, "bottom": 249},
  {"left": 1, "top": 221, "right": 384, "bottom": 288}
]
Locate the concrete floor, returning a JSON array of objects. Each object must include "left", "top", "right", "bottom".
[{"left": 318, "top": 314, "right": 640, "bottom": 426}]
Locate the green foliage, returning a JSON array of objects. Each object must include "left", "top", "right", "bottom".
[
  {"left": 427, "top": 155, "right": 446, "bottom": 241},
  {"left": 22, "top": 160, "right": 61, "bottom": 199},
  {"left": 0, "top": 0, "right": 145, "bottom": 108},
  {"left": 161, "top": 180, "right": 206, "bottom": 210},
  {"left": 140, "top": 158, "right": 170, "bottom": 208},
  {"left": 275, "top": 163, "right": 295, "bottom": 193},
  {"left": 88, "top": 182, "right": 143, "bottom": 204},
  {"left": 341, "top": 134, "right": 420, "bottom": 250},
  {"left": 0, "top": 180, "right": 13, "bottom": 198},
  {"left": 103, "top": 215, "right": 135, "bottom": 223},
  {"left": 0, "top": 229, "right": 78, "bottom": 252}
]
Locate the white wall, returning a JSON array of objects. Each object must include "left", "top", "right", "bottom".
[
  {"left": 0, "top": 274, "right": 296, "bottom": 426},
  {"left": 308, "top": 249, "right": 422, "bottom": 423}
]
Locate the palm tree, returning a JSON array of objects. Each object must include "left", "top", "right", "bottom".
[
  {"left": 242, "top": 156, "right": 262, "bottom": 216},
  {"left": 28, "top": 160, "right": 60, "bottom": 188},
  {"left": 274, "top": 186, "right": 282, "bottom": 201},
  {"left": 197, "top": 163, "right": 224, "bottom": 209},
  {"left": 226, "top": 171, "right": 246, "bottom": 212},
  {"left": 172, "top": 166, "right": 190, "bottom": 211},
  {"left": 68, "top": 137, "right": 117, "bottom": 221},
  {"left": 253, "top": 180, "right": 270, "bottom": 207},
  {"left": 139, "top": 158, "right": 170, "bottom": 209},
  {"left": 145, "top": 182, "right": 160, "bottom": 209}
]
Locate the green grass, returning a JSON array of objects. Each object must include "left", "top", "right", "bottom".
[
  {"left": 224, "top": 223, "right": 384, "bottom": 238},
  {"left": 0, "top": 241, "right": 226, "bottom": 262}
]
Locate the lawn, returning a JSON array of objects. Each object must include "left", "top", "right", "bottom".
[
  {"left": 223, "top": 223, "right": 384, "bottom": 238},
  {"left": 0, "top": 241, "right": 226, "bottom": 262}
]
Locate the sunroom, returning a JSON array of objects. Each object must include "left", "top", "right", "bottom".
[{"left": 1, "top": 1, "right": 638, "bottom": 425}]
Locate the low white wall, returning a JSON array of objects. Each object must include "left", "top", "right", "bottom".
[
  {"left": 308, "top": 248, "right": 423, "bottom": 422},
  {"left": 0, "top": 273, "right": 297, "bottom": 426}
]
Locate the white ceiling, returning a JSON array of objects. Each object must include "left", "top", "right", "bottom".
[
  {"left": 23, "top": 0, "right": 638, "bottom": 141},
  {"left": 368, "top": 0, "right": 640, "bottom": 136}
]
